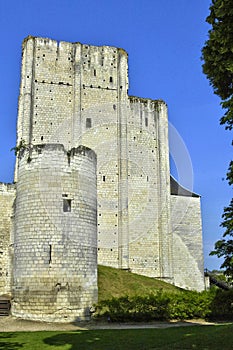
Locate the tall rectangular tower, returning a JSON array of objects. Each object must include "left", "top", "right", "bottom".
[{"left": 16, "top": 36, "right": 173, "bottom": 281}]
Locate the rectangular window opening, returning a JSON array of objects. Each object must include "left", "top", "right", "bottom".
[
  {"left": 49, "top": 244, "right": 52, "bottom": 264},
  {"left": 63, "top": 198, "right": 72, "bottom": 212},
  {"left": 86, "top": 118, "right": 92, "bottom": 128},
  {"left": 145, "top": 117, "right": 148, "bottom": 127}
]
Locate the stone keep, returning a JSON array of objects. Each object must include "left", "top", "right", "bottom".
[{"left": 0, "top": 36, "right": 205, "bottom": 320}]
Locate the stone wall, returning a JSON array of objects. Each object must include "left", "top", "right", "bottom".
[
  {"left": 127, "top": 97, "right": 172, "bottom": 280},
  {"left": 0, "top": 183, "right": 15, "bottom": 296},
  {"left": 171, "top": 194, "right": 205, "bottom": 291},
  {"left": 10, "top": 36, "right": 205, "bottom": 294},
  {"left": 12, "top": 144, "right": 97, "bottom": 322}
]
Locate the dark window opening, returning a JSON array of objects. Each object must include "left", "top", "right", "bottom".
[
  {"left": 49, "top": 244, "right": 52, "bottom": 264},
  {"left": 103, "top": 175, "right": 106, "bottom": 182},
  {"left": 145, "top": 117, "right": 148, "bottom": 127},
  {"left": 86, "top": 118, "right": 92, "bottom": 128},
  {"left": 63, "top": 198, "right": 72, "bottom": 212},
  {"left": 41, "top": 136, "right": 44, "bottom": 141},
  {"left": 94, "top": 69, "right": 96, "bottom": 76},
  {"left": 109, "top": 76, "right": 113, "bottom": 83}
]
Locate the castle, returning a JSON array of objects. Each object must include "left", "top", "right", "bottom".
[{"left": 0, "top": 36, "right": 205, "bottom": 322}]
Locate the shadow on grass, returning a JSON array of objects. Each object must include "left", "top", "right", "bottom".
[
  {"left": 43, "top": 324, "right": 233, "bottom": 350},
  {"left": 0, "top": 333, "right": 24, "bottom": 350}
]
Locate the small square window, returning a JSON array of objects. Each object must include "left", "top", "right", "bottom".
[
  {"left": 63, "top": 199, "right": 72, "bottom": 212},
  {"left": 86, "top": 118, "right": 92, "bottom": 128}
]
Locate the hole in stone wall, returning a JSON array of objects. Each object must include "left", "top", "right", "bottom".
[
  {"left": 94, "top": 69, "right": 96, "bottom": 76},
  {"left": 41, "top": 136, "right": 43, "bottom": 141},
  {"left": 103, "top": 176, "right": 106, "bottom": 182},
  {"left": 49, "top": 244, "right": 52, "bottom": 264},
  {"left": 109, "top": 77, "right": 113, "bottom": 83},
  {"left": 63, "top": 198, "right": 72, "bottom": 212},
  {"left": 86, "top": 118, "right": 92, "bottom": 128},
  {"left": 145, "top": 117, "right": 148, "bottom": 127}
]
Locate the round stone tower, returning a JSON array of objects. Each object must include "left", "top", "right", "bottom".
[{"left": 12, "top": 144, "right": 97, "bottom": 322}]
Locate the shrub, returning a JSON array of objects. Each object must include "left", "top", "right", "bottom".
[
  {"left": 94, "top": 289, "right": 216, "bottom": 322},
  {"left": 209, "top": 289, "right": 233, "bottom": 321}
]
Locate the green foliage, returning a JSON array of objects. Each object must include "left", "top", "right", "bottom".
[
  {"left": 209, "top": 289, "right": 233, "bottom": 320},
  {"left": 202, "top": 0, "right": 233, "bottom": 130},
  {"left": 11, "top": 139, "right": 28, "bottom": 156},
  {"left": 168, "top": 291, "right": 215, "bottom": 320},
  {"left": 210, "top": 199, "right": 233, "bottom": 279},
  {"left": 202, "top": 0, "right": 233, "bottom": 279},
  {"left": 95, "top": 291, "right": 170, "bottom": 322},
  {"left": 94, "top": 290, "right": 216, "bottom": 322}
]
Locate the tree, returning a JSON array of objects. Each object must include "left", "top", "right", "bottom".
[
  {"left": 210, "top": 199, "right": 233, "bottom": 279},
  {"left": 202, "top": 0, "right": 233, "bottom": 130},
  {"left": 202, "top": 0, "right": 233, "bottom": 278}
]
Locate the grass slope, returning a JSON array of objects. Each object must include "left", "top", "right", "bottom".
[{"left": 98, "top": 265, "right": 180, "bottom": 301}]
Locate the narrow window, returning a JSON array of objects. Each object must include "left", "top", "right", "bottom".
[
  {"left": 109, "top": 76, "right": 113, "bottom": 83},
  {"left": 103, "top": 175, "right": 106, "bottom": 182},
  {"left": 145, "top": 117, "right": 148, "bottom": 127},
  {"left": 41, "top": 136, "right": 44, "bottom": 141},
  {"left": 86, "top": 118, "right": 92, "bottom": 128},
  {"left": 94, "top": 69, "right": 96, "bottom": 76},
  {"left": 63, "top": 198, "right": 72, "bottom": 212},
  {"left": 49, "top": 244, "right": 52, "bottom": 264}
]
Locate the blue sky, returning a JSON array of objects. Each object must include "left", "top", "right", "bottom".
[{"left": 0, "top": 0, "right": 232, "bottom": 270}]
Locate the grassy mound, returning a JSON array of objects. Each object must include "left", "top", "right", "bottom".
[{"left": 98, "top": 265, "right": 180, "bottom": 301}]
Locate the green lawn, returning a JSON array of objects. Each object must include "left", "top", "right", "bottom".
[{"left": 1, "top": 324, "right": 233, "bottom": 350}]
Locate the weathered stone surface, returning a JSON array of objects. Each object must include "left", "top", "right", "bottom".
[
  {"left": 12, "top": 144, "right": 97, "bottom": 322},
  {"left": 0, "top": 183, "right": 15, "bottom": 296},
  {"left": 0, "top": 36, "right": 205, "bottom": 322}
]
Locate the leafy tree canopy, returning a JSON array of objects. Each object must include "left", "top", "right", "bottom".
[
  {"left": 202, "top": 0, "right": 233, "bottom": 130},
  {"left": 202, "top": 0, "right": 233, "bottom": 278},
  {"left": 210, "top": 199, "right": 233, "bottom": 279}
]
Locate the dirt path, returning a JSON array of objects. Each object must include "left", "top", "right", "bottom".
[{"left": 0, "top": 316, "right": 217, "bottom": 332}]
